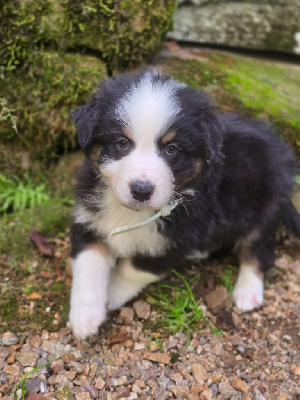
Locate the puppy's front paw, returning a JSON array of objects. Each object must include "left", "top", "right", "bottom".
[
  {"left": 69, "top": 303, "right": 106, "bottom": 340},
  {"left": 233, "top": 275, "right": 264, "bottom": 312}
]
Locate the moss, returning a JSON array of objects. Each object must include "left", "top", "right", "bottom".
[
  {"left": 0, "top": 201, "right": 72, "bottom": 259},
  {"left": 62, "top": 0, "right": 176, "bottom": 73},
  {"left": 0, "top": 272, "right": 70, "bottom": 333},
  {"left": 163, "top": 53, "right": 300, "bottom": 155},
  {"left": 0, "top": 53, "right": 106, "bottom": 160},
  {"left": 0, "top": 1, "right": 52, "bottom": 72}
]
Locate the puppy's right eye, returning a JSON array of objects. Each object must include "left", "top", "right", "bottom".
[{"left": 115, "top": 138, "right": 129, "bottom": 151}]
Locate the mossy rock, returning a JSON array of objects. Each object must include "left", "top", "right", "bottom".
[
  {"left": 0, "top": 53, "right": 106, "bottom": 161},
  {"left": 62, "top": 0, "right": 176, "bottom": 72},
  {"left": 161, "top": 52, "right": 300, "bottom": 155}
]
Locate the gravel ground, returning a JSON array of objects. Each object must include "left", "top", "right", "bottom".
[{"left": 1, "top": 242, "right": 299, "bottom": 400}]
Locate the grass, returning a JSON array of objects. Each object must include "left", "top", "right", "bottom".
[
  {"left": 219, "top": 266, "right": 237, "bottom": 294},
  {"left": 147, "top": 270, "right": 204, "bottom": 335},
  {"left": 14, "top": 358, "right": 59, "bottom": 400},
  {"left": 295, "top": 175, "right": 300, "bottom": 185}
]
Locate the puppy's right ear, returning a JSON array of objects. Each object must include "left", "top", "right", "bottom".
[{"left": 72, "top": 105, "right": 94, "bottom": 148}]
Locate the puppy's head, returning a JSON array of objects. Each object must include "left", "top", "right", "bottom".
[{"left": 72, "top": 70, "right": 224, "bottom": 211}]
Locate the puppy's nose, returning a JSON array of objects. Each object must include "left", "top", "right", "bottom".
[{"left": 130, "top": 180, "right": 154, "bottom": 201}]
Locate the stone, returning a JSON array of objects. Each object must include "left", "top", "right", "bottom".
[
  {"left": 119, "top": 307, "right": 134, "bottom": 323},
  {"left": 24, "top": 379, "right": 47, "bottom": 394},
  {"left": 0, "top": 373, "right": 8, "bottom": 384},
  {"left": 170, "top": 385, "right": 190, "bottom": 397},
  {"left": 109, "top": 376, "right": 128, "bottom": 387},
  {"left": 41, "top": 340, "right": 65, "bottom": 354},
  {"left": 291, "top": 364, "right": 300, "bottom": 376},
  {"left": 253, "top": 388, "right": 266, "bottom": 400},
  {"left": 76, "top": 393, "right": 91, "bottom": 400},
  {"left": 30, "top": 336, "right": 42, "bottom": 348},
  {"left": 25, "top": 394, "right": 47, "bottom": 400},
  {"left": 267, "top": 334, "right": 279, "bottom": 345},
  {"left": 191, "top": 363, "right": 208, "bottom": 383},
  {"left": 205, "top": 286, "right": 233, "bottom": 314},
  {"left": 211, "top": 339, "right": 224, "bottom": 356},
  {"left": 3, "top": 364, "right": 20, "bottom": 376},
  {"left": 216, "top": 310, "right": 237, "bottom": 330},
  {"left": 84, "top": 384, "right": 99, "bottom": 399},
  {"left": 282, "top": 335, "right": 292, "bottom": 342},
  {"left": 219, "top": 382, "right": 238, "bottom": 399},
  {"left": 0, "top": 332, "right": 18, "bottom": 346},
  {"left": 55, "top": 374, "right": 68, "bottom": 384},
  {"left": 134, "top": 342, "right": 146, "bottom": 351},
  {"left": 95, "top": 377, "right": 106, "bottom": 390},
  {"left": 133, "top": 300, "right": 151, "bottom": 319},
  {"left": 231, "top": 377, "right": 248, "bottom": 393},
  {"left": 278, "top": 394, "right": 290, "bottom": 400},
  {"left": 143, "top": 351, "right": 170, "bottom": 364},
  {"left": 157, "top": 374, "right": 170, "bottom": 389},
  {"left": 16, "top": 351, "right": 39, "bottom": 366},
  {"left": 169, "top": 1, "right": 300, "bottom": 54},
  {"left": 55, "top": 385, "right": 73, "bottom": 400}
]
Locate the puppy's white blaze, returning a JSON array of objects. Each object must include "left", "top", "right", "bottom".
[
  {"left": 107, "top": 258, "right": 162, "bottom": 311},
  {"left": 102, "top": 147, "right": 174, "bottom": 210},
  {"left": 69, "top": 249, "right": 114, "bottom": 339},
  {"left": 116, "top": 71, "right": 185, "bottom": 146},
  {"left": 233, "top": 264, "right": 264, "bottom": 312}
]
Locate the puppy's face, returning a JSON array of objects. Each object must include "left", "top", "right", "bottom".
[{"left": 73, "top": 71, "right": 223, "bottom": 210}]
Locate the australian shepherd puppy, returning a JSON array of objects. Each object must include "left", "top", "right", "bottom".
[{"left": 69, "top": 70, "right": 300, "bottom": 339}]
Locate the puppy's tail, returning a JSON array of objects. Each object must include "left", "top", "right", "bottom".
[{"left": 281, "top": 201, "right": 300, "bottom": 237}]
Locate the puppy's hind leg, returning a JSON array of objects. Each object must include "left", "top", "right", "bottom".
[
  {"left": 69, "top": 245, "right": 115, "bottom": 340},
  {"left": 107, "top": 258, "right": 163, "bottom": 311},
  {"left": 233, "top": 232, "right": 275, "bottom": 312}
]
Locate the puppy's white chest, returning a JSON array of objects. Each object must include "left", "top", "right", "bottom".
[
  {"left": 74, "top": 192, "right": 169, "bottom": 258},
  {"left": 105, "top": 222, "right": 167, "bottom": 258}
]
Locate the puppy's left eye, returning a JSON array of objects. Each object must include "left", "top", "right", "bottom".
[
  {"left": 166, "top": 143, "right": 180, "bottom": 156},
  {"left": 116, "top": 138, "right": 129, "bottom": 150}
]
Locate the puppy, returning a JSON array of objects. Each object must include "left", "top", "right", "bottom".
[{"left": 69, "top": 70, "right": 300, "bottom": 339}]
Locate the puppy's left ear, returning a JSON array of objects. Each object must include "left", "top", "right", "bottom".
[{"left": 72, "top": 105, "right": 94, "bottom": 148}]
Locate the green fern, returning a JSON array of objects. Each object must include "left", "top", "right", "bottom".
[
  {"left": 0, "top": 173, "right": 50, "bottom": 213},
  {"left": 0, "top": 98, "right": 18, "bottom": 132}
]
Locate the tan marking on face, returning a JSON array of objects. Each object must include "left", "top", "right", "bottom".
[
  {"left": 161, "top": 130, "right": 176, "bottom": 145},
  {"left": 177, "top": 158, "right": 203, "bottom": 186},
  {"left": 122, "top": 126, "right": 133, "bottom": 140},
  {"left": 90, "top": 144, "right": 102, "bottom": 169}
]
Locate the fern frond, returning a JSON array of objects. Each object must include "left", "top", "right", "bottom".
[{"left": 0, "top": 173, "right": 50, "bottom": 213}]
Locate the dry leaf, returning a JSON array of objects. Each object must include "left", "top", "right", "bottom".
[
  {"left": 25, "top": 292, "right": 41, "bottom": 300},
  {"left": 28, "top": 231, "right": 55, "bottom": 257}
]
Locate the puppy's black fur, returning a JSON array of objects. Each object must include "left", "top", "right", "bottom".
[
  {"left": 69, "top": 70, "right": 300, "bottom": 339},
  {"left": 72, "top": 73, "right": 299, "bottom": 273}
]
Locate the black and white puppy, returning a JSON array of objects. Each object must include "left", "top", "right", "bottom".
[{"left": 69, "top": 70, "right": 300, "bottom": 339}]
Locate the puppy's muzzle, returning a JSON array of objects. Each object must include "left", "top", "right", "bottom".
[{"left": 130, "top": 180, "right": 154, "bottom": 202}]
